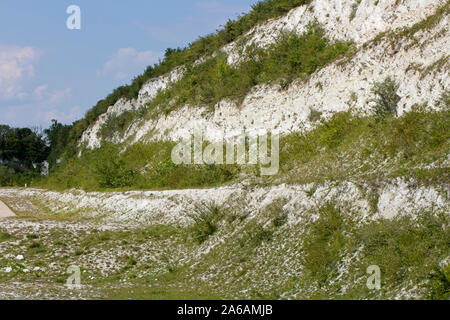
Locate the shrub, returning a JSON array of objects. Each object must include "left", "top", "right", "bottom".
[
  {"left": 264, "top": 199, "right": 288, "bottom": 227},
  {"left": 188, "top": 201, "right": 225, "bottom": 244},
  {"left": 355, "top": 212, "right": 449, "bottom": 297},
  {"left": 315, "top": 111, "right": 354, "bottom": 148},
  {"left": 371, "top": 77, "right": 401, "bottom": 121},
  {"left": 93, "top": 143, "right": 138, "bottom": 188}
]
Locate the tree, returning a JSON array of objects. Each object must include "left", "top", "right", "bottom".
[{"left": 44, "top": 119, "right": 71, "bottom": 169}]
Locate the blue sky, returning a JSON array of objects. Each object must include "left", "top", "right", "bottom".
[{"left": 0, "top": 0, "right": 255, "bottom": 128}]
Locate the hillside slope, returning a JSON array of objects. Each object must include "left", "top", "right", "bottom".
[
  {"left": 1, "top": 0, "right": 448, "bottom": 300},
  {"left": 79, "top": 0, "right": 448, "bottom": 148}
]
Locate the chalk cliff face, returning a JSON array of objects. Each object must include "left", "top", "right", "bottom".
[{"left": 79, "top": 0, "right": 448, "bottom": 149}]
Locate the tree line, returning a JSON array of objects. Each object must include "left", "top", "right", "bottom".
[{"left": 0, "top": 120, "right": 70, "bottom": 186}]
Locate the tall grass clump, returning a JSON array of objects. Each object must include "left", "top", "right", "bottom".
[{"left": 188, "top": 202, "right": 225, "bottom": 244}]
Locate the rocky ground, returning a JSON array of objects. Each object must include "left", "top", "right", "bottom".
[{"left": 0, "top": 180, "right": 448, "bottom": 300}]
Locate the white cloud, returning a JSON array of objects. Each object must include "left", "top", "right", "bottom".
[
  {"left": 32, "top": 84, "right": 49, "bottom": 100},
  {"left": 0, "top": 45, "right": 40, "bottom": 99},
  {"left": 99, "top": 48, "right": 162, "bottom": 81},
  {"left": 32, "top": 84, "right": 71, "bottom": 103}
]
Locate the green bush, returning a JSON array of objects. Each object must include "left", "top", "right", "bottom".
[
  {"left": 370, "top": 77, "right": 401, "bottom": 121},
  {"left": 355, "top": 212, "right": 449, "bottom": 298},
  {"left": 93, "top": 143, "right": 138, "bottom": 188},
  {"left": 189, "top": 202, "right": 225, "bottom": 244},
  {"left": 40, "top": 140, "right": 239, "bottom": 191}
]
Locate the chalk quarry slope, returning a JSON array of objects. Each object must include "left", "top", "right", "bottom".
[
  {"left": 80, "top": 0, "right": 449, "bottom": 148},
  {"left": 0, "top": 178, "right": 448, "bottom": 225}
]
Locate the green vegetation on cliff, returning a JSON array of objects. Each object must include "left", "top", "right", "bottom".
[
  {"left": 39, "top": 105, "right": 449, "bottom": 191},
  {"left": 53, "top": 0, "right": 313, "bottom": 162}
]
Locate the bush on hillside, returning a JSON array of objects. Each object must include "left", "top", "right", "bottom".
[
  {"left": 189, "top": 201, "right": 225, "bottom": 244},
  {"left": 371, "top": 77, "right": 401, "bottom": 121}
]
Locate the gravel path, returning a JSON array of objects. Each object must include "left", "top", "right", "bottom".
[{"left": 0, "top": 200, "right": 15, "bottom": 218}]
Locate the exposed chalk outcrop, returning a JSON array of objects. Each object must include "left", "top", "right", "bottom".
[
  {"left": 0, "top": 178, "right": 447, "bottom": 224},
  {"left": 78, "top": 0, "right": 449, "bottom": 148}
]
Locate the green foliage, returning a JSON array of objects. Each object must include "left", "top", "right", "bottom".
[
  {"left": 279, "top": 108, "right": 449, "bottom": 185},
  {"left": 44, "top": 120, "right": 72, "bottom": 170},
  {"left": 188, "top": 202, "right": 225, "bottom": 244},
  {"left": 0, "top": 125, "right": 49, "bottom": 186},
  {"left": 355, "top": 212, "right": 449, "bottom": 298},
  {"left": 222, "top": 0, "right": 312, "bottom": 43},
  {"left": 93, "top": 143, "right": 138, "bottom": 188},
  {"left": 257, "top": 25, "right": 352, "bottom": 83},
  {"left": 429, "top": 264, "right": 450, "bottom": 300},
  {"left": 143, "top": 24, "right": 351, "bottom": 117},
  {"left": 0, "top": 165, "right": 15, "bottom": 185},
  {"left": 55, "top": 0, "right": 313, "bottom": 158},
  {"left": 99, "top": 111, "right": 135, "bottom": 140},
  {"left": 370, "top": 77, "right": 401, "bottom": 121},
  {"left": 0, "top": 125, "right": 49, "bottom": 166},
  {"left": 40, "top": 141, "right": 239, "bottom": 191},
  {"left": 315, "top": 111, "right": 354, "bottom": 148},
  {"left": 302, "top": 204, "right": 348, "bottom": 287},
  {"left": 42, "top": 106, "right": 450, "bottom": 192}
]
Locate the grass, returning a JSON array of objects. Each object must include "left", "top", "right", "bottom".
[
  {"left": 188, "top": 201, "right": 225, "bottom": 244},
  {"left": 36, "top": 105, "right": 450, "bottom": 192},
  {"left": 274, "top": 108, "right": 450, "bottom": 186},
  {"left": 0, "top": 191, "right": 448, "bottom": 300},
  {"left": 302, "top": 204, "right": 350, "bottom": 288},
  {"left": 0, "top": 232, "right": 12, "bottom": 242},
  {"left": 104, "top": 206, "right": 449, "bottom": 300}
]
